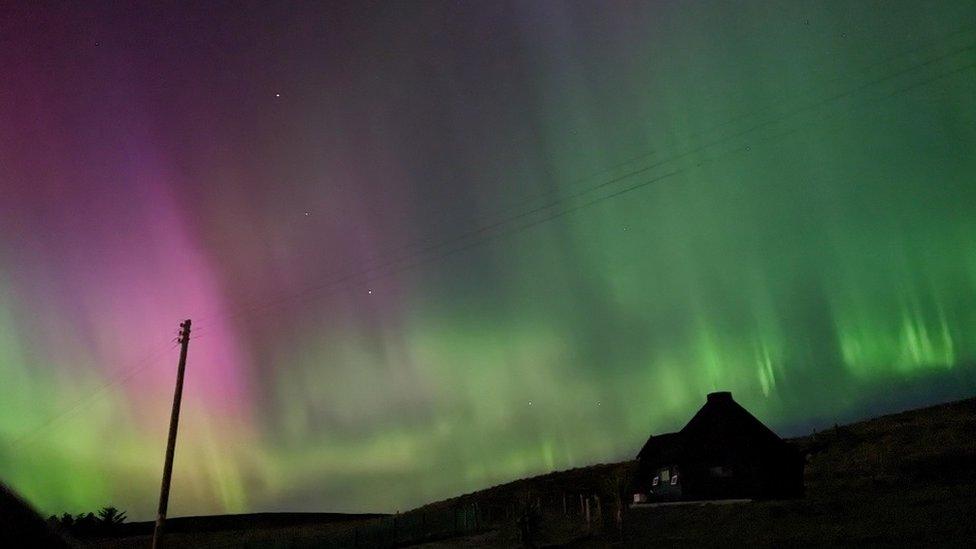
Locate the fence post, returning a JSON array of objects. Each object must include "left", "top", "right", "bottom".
[{"left": 616, "top": 495, "right": 623, "bottom": 532}]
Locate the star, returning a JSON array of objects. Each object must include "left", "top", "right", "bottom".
[
  {"left": 528, "top": 401, "right": 533, "bottom": 406},
  {"left": 367, "top": 289, "right": 373, "bottom": 295},
  {"left": 275, "top": 93, "right": 281, "bottom": 98},
  {"left": 304, "top": 212, "right": 309, "bottom": 216}
]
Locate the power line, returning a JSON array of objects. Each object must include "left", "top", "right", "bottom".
[
  {"left": 197, "top": 20, "right": 976, "bottom": 265},
  {"left": 231, "top": 22, "right": 976, "bottom": 285},
  {"left": 9, "top": 339, "right": 179, "bottom": 451},
  {"left": 13, "top": 29, "right": 974, "bottom": 442},
  {"left": 318, "top": 58, "right": 976, "bottom": 299},
  {"left": 401, "top": 22, "right": 976, "bottom": 243},
  {"left": 193, "top": 40, "right": 976, "bottom": 334}
]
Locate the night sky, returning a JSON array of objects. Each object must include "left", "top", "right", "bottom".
[{"left": 2, "top": 1, "right": 976, "bottom": 519}]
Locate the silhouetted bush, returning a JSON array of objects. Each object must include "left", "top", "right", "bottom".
[{"left": 48, "top": 506, "right": 128, "bottom": 537}]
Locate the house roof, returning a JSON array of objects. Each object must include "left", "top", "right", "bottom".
[
  {"left": 636, "top": 431, "right": 685, "bottom": 462},
  {"left": 636, "top": 391, "right": 790, "bottom": 462}
]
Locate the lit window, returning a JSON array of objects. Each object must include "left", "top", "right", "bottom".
[
  {"left": 652, "top": 476, "right": 659, "bottom": 486},
  {"left": 660, "top": 468, "right": 670, "bottom": 482},
  {"left": 670, "top": 473, "right": 679, "bottom": 485}
]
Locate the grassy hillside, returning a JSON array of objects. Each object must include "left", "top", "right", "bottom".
[
  {"left": 86, "top": 395, "right": 976, "bottom": 547},
  {"left": 86, "top": 513, "right": 385, "bottom": 548}
]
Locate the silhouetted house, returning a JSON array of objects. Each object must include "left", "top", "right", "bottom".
[{"left": 632, "top": 392, "right": 803, "bottom": 503}]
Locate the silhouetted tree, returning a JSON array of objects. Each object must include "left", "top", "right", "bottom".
[
  {"left": 48, "top": 512, "right": 74, "bottom": 529},
  {"left": 48, "top": 506, "right": 128, "bottom": 537},
  {"left": 74, "top": 512, "right": 98, "bottom": 536},
  {"left": 97, "top": 506, "right": 127, "bottom": 526}
]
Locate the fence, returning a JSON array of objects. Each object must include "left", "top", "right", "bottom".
[{"left": 276, "top": 490, "right": 615, "bottom": 548}]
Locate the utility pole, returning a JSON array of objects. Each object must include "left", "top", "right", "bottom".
[{"left": 152, "top": 319, "right": 191, "bottom": 549}]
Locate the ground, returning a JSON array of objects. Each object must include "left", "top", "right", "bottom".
[{"left": 77, "top": 395, "right": 976, "bottom": 547}]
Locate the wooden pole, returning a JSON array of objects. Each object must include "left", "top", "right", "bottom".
[{"left": 152, "top": 319, "right": 192, "bottom": 549}]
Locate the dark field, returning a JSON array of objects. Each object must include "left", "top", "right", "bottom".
[{"left": 81, "top": 396, "right": 976, "bottom": 547}]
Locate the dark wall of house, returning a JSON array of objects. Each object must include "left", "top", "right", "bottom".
[
  {"left": 635, "top": 437, "right": 804, "bottom": 500},
  {"left": 653, "top": 444, "right": 803, "bottom": 500}
]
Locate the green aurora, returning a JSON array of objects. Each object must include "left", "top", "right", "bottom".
[{"left": 1, "top": 0, "right": 976, "bottom": 518}]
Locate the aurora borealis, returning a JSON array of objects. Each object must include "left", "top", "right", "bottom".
[{"left": 2, "top": 0, "right": 976, "bottom": 520}]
